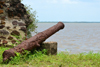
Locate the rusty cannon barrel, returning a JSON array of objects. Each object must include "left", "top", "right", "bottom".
[{"left": 3, "top": 22, "right": 65, "bottom": 62}]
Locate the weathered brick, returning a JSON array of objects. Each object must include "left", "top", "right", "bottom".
[
  {"left": 0, "top": 0, "right": 31, "bottom": 47},
  {"left": 11, "top": 40, "right": 16, "bottom": 44},
  {"left": 0, "top": 30, "right": 9, "bottom": 35},
  {"left": 1, "top": 17, "right": 6, "bottom": 20},
  {"left": 0, "top": 5, "right": 3, "bottom": 9},
  {"left": 0, "top": 36, "right": 6, "bottom": 39},
  {"left": 0, "top": 2, "right": 4, "bottom": 4},
  {"left": 2, "top": 40, "right": 8, "bottom": 44},
  {"left": 8, "top": 36, "right": 13, "bottom": 40},
  {"left": 0, "top": 10, "right": 3, "bottom": 14},
  {"left": 11, "top": 30, "right": 20, "bottom": 36},
  {"left": 18, "top": 22, "right": 26, "bottom": 26},
  {"left": 0, "top": 25, "right": 5, "bottom": 29},
  {"left": 0, "top": 21, "right": 5, "bottom": 24},
  {"left": 20, "top": 27, "right": 26, "bottom": 33},
  {"left": 6, "top": 26, "right": 10, "bottom": 29},
  {"left": 12, "top": 21, "right": 18, "bottom": 25},
  {"left": 17, "top": 13, "right": 21, "bottom": 17}
]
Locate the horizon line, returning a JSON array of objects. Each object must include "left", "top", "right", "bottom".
[{"left": 38, "top": 21, "right": 100, "bottom": 23}]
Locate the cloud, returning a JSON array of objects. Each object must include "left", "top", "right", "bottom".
[
  {"left": 46, "top": 0, "right": 58, "bottom": 3},
  {"left": 61, "top": 0, "right": 78, "bottom": 4},
  {"left": 45, "top": 0, "right": 79, "bottom": 4}
]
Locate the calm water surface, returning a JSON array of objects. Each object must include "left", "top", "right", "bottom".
[{"left": 32, "top": 23, "right": 100, "bottom": 54}]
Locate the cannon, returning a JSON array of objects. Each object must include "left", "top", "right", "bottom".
[{"left": 3, "top": 22, "right": 65, "bottom": 62}]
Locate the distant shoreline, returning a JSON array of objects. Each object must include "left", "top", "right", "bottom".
[{"left": 38, "top": 22, "right": 100, "bottom": 23}]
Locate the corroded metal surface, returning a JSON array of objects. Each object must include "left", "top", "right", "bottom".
[{"left": 3, "top": 22, "right": 65, "bottom": 62}]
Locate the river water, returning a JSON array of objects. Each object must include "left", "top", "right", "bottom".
[{"left": 32, "top": 23, "right": 100, "bottom": 54}]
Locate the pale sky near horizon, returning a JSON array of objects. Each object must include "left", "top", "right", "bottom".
[{"left": 22, "top": 0, "right": 100, "bottom": 22}]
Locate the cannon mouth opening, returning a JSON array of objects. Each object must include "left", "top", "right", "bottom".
[{"left": 58, "top": 22, "right": 65, "bottom": 29}]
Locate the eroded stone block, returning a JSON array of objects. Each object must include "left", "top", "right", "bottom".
[
  {"left": 20, "top": 27, "right": 26, "bottom": 33},
  {"left": 40, "top": 42, "right": 57, "bottom": 55},
  {"left": 11, "top": 30, "right": 20, "bottom": 36},
  {"left": 12, "top": 21, "right": 18, "bottom": 25},
  {"left": 0, "top": 30, "right": 9, "bottom": 35}
]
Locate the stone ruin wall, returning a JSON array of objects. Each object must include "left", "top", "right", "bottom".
[{"left": 0, "top": 0, "right": 32, "bottom": 46}]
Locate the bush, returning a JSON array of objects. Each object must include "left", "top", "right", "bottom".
[{"left": 21, "top": 0, "right": 38, "bottom": 38}]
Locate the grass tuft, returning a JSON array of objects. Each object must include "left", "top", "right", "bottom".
[{"left": 0, "top": 47, "right": 100, "bottom": 67}]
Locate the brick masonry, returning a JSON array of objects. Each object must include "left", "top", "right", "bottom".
[{"left": 0, "top": 0, "right": 32, "bottom": 46}]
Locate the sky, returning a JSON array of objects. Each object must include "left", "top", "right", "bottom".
[{"left": 22, "top": 0, "right": 100, "bottom": 22}]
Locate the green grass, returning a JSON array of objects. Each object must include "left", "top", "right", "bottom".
[{"left": 0, "top": 47, "right": 100, "bottom": 67}]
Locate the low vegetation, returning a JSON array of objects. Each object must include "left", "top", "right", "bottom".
[{"left": 0, "top": 47, "right": 100, "bottom": 67}]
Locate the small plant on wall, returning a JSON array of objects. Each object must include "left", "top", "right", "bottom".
[
  {"left": 25, "top": 5, "right": 38, "bottom": 38},
  {"left": 21, "top": 0, "right": 38, "bottom": 38}
]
